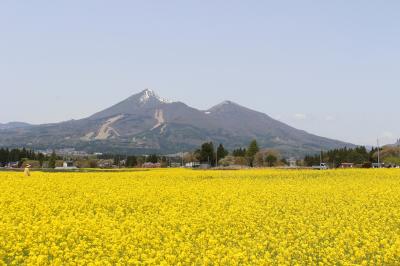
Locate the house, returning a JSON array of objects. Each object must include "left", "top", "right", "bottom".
[
  {"left": 199, "top": 163, "right": 211, "bottom": 169},
  {"left": 170, "top": 162, "right": 182, "bottom": 168},
  {"left": 372, "top": 163, "right": 384, "bottom": 168},
  {"left": 55, "top": 161, "right": 77, "bottom": 170},
  {"left": 97, "top": 159, "right": 114, "bottom": 168},
  {"left": 339, "top": 163, "right": 354, "bottom": 168},
  {"left": 142, "top": 162, "right": 161, "bottom": 168},
  {"left": 7, "top": 162, "right": 20, "bottom": 168},
  {"left": 185, "top": 162, "right": 200, "bottom": 168},
  {"left": 288, "top": 158, "right": 297, "bottom": 168}
]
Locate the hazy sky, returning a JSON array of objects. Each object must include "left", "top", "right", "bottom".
[{"left": 1, "top": 1, "right": 399, "bottom": 146}]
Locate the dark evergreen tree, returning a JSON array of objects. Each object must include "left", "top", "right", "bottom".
[
  {"left": 0, "top": 147, "right": 40, "bottom": 166},
  {"left": 232, "top": 148, "right": 246, "bottom": 157},
  {"left": 304, "top": 146, "right": 372, "bottom": 167},
  {"left": 216, "top": 144, "right": 228, "bottom": 161},
  {"left": 48, "top": 150, "right": 57, "bottom": 169},
  {"left": 147, "top": 154, "right": 159, "bottom": 163},
  {"left": 113, "top": 155, "right": 122, "bottom": 166},
  {"left": 126, "top": 156, "right": 138, "bottom": 167},
  {"left": 37, "top": 153, "right": 45, "bottom": 167},
  {"left": 197, "top": 142, "right": 216, "bottom": 166},
  {"left": 246, "top": 139, "right": 260, "bottom": 167}
]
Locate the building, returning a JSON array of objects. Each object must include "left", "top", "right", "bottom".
[
  {"left": 288, "top": 158, "right": 297, "bottom": 168},
  {"left": 97, "top": 159, "right": 114, "bottom": 168},
  {"left": 185, "top": 162, "right": 200, "bottom": 168},
  {"left": 339, "top": 163, "right": 354, "bottom": 168},
  {"left": 55, "top": 161, "right": 77, "bottom": 170},
  {"left": 170, "top": 162, "right": 182, "bottom": 168},
  {"left": 199, "top": 163, "right": 211, "bottom": 169},
  {"left": 6, "top": 162, "right": 19, "bottom": 168},
  {"left": 372, "top": 163, "right": 384, "bottom": 168}
]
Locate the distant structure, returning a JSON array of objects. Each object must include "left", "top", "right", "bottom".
[
  {"left": 339, "top": 163, "right": 354, "bottom": 168},
  {"left": 288, "top": 158, "right": 297, "bottom": 168},
  {"left": 7, "top": 162, "right": 19, "bottom": 168},
  {"left": 199, "top": 163, "right": 211, "bottom": 169},
  {"left": 55, "top": 161, "right": 77, "bottom": 170},
  {"left": 170, "top": 162, "right": 182, "bottom": 168},
  {"left": 185, "top": 162, "right": 200, "bottom": 168},
  {"left": 97, "top": 159, "right": 114, "bottom": 168},
  {"left": 372, "top": 163, "right": 384, "bottom": 169}
]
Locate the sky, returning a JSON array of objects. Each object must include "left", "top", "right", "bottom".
[{"left": 0, "top": 1, "right": 399, "bottom": 146}]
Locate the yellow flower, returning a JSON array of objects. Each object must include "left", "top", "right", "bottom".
[{"left": 0, "top": 169, "right": 399, "bottom": 264}]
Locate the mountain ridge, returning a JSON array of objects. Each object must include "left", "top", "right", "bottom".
[
  {"left": 0, "top": 122, "right": 32, "bottom": 130},
  {"left": 0, "top": 89, "right": 355, "bottom": 156}
]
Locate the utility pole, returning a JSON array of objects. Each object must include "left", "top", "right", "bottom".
[
  {"left": 216, "top": 150, "right": 218, "bottom": 168},
  {"left": 377, "top": 138, "right": 380, "bottom": 168},
  {"left": 397, "top": 139, "right": 400, "bottom": 167},
  {"left": 181, "top": 152, "right": 184, "bottom": 167},
  {"left": 320, "top": 150, "right": 323, "bottom": 165}
]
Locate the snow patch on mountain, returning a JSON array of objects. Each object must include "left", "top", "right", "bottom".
[
  {"left": 140, "top": 89, "right": 172, "bottom": 104},
  {"left": 81, "top": 132, "right": 95, "bottom": 141},
  {"left": 94, "top": 115, "right": 123, "bottom": 140},
  {"left": 151, "top": 109, "right": 166, "bottom": 130}
]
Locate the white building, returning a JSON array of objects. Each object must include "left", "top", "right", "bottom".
[{"left": 55, "top": 161, "right": 77, "bottom": 170}]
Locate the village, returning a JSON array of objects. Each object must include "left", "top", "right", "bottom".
[{"left": 1, "top": 139, "right": 399, "bottom": 171}]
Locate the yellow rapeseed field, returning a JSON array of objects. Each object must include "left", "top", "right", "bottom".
[{"left": 1, "top": 169, "right": 400, "bottom": 265}]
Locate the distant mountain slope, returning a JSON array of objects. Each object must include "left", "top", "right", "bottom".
[
  {"left": 0, "top": 122, "right": 31, "bottom": 130},
  {"left": 0, "top": 89, "right": 354, "bottom": 156}
]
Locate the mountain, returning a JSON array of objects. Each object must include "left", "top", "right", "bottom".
[
  {"left": 0, "top": 122, "right": 31, "bottom": 130},
  {"left": 0, "top": 89, "right": 354, "bottom": 156}
]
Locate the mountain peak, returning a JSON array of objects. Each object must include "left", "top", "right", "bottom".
[
  {"left": 220, "top": 100, "right": 238, "bottom": 105},
  {"left": 207, "top": 100, "right": 243, "bottom": 113},
  {"left": 89, "top": 89, "right": 173, "bottom": 119},
  {"left": 138, "top": 88, "right": 172, "bottom": 104}
]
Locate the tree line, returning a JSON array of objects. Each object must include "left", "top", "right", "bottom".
[
  {"left": 5, "top": 142, "right": 395, "bottom": 169},
  {"left": 0, "top": 148, "right": 63, "bottom": 168},
  {"left": 303, "top": 146, "right": 382, "bottom": 167},
  {"left": 186, "top": 139, "right": 284, "bottom": 167},
  {"left": 96, "top": 139, "right": 283, "bottom": 168}
]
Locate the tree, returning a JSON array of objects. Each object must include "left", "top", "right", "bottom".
[
  {"left": 160, "top": 156, "right": 168, "bottom": 167},
  {"left": 304, "top": 146, "right": 371, "bottom": 167},
  {"left": 48, "top": 150, "right": 57, "bottom": 169},
  {"left": 183, "top": 152, "right": 199, "bottom": 164},
  {"left": 216, "top": 144, "right": 228, "bottom": 162},
  {"left": 89, "top": 160, "right": 98, "bottom": 168},
  {"left": 232, "top": 148, "right": 246, "bottom": 157},
  {"left": 126, "top": 156, "right": 137, "bottom": 167},
  {"left": 197, "top": 142, "right": 215, "bottom": 166},
  {"left": 266, "top": 154, "right": 278, "bottom": 167},
  {"left": 254, "top": 149, "right": 280, "bottom": 167},
  {"left": 146, "top": 154, "right": 159, "bottom": 163},
  {"left": 246, "top": 139, "right": 259, "bottom": 167},
  {"left": 136, "top": 156, "right": 145, "bottom": 167},
  {"left": 219, "top": 155, "right": 235, "bottom": 167},
  {"left": 37, "top": 153, "right": 45, "bottom": 167},
  {"left": 234, "top": 156, "right": 248, "bottom": 166}
]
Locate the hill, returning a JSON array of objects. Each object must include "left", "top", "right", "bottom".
[{"left": 0, "top": 89, "right": 354, "bottom": 156}]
